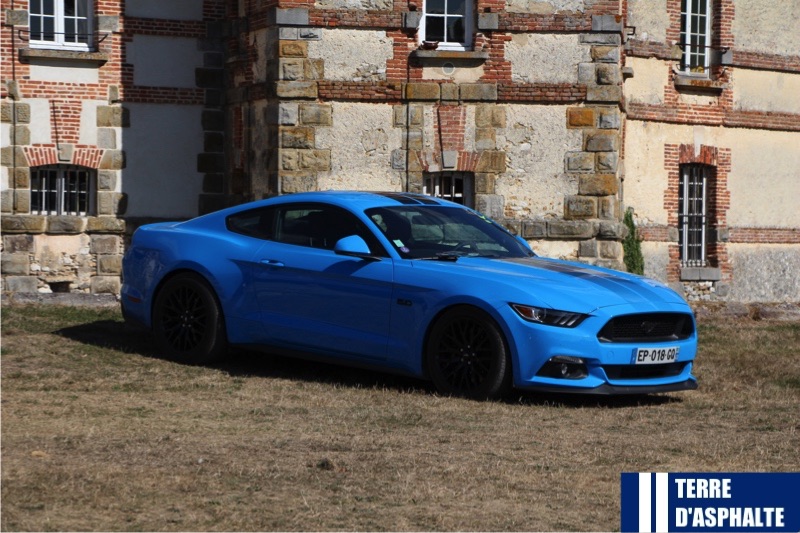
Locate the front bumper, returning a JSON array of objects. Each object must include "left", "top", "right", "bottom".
[{"left": 516, "top": 377, "right": 698, "bottom": 395}]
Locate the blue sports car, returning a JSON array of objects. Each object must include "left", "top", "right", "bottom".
[{"left": 121, "top": 191, "right": 698, "bottom": 399}]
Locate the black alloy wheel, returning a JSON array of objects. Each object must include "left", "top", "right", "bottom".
[
  {"left": 152, "top": 273, "right": 227, "bottom": 364},
  {"left": 426, "top": 306, "right": 511, "bottom": 400}
]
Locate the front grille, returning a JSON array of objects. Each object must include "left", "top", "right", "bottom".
[
  {"left": 597, "top": 312, "right": 694, "bottom": 343},
  {"left": 603, "top": 362, "right": 687, "bottom": 380}
]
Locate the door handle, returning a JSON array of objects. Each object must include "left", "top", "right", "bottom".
[{"left": 259, "top": 259, "right": 285, "bottom": 268}]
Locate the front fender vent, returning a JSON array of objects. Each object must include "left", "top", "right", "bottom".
[{"left": 597, "top": 313, "right": 694, "bottom": 343}]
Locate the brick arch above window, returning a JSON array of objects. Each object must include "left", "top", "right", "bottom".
[{"left": 23, "top": 146, "right": 110, "bottom": 169}]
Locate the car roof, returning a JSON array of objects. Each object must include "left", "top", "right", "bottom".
[{"left": 267, "top": 191, "right": 457, "bottom": 209}]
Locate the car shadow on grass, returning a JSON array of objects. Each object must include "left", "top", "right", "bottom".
[{"left": 57, "top": 320, "right": 682, "bottom": 408}]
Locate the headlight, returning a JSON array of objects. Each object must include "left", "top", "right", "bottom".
[{"left": 510, "top": 304, "right": 588, "bottom": 328}]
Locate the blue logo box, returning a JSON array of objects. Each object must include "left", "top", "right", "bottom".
[{"left": 621, "top": 473, "right": 800, "bottom": 532}]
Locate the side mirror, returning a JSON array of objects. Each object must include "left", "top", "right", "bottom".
[{"left": 334, "top": 235, "right": 380, "bottom": 261}]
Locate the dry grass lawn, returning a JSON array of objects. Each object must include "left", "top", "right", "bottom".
[{"left": 1, "top": 303, "right": 799, "bottom": 531}]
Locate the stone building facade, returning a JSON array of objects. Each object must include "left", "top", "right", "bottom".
[{"left": 2, "top": 0, "right": 798, "bottom": 301}]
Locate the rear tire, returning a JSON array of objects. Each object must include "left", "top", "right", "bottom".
[
  {"left": 152, "top": 273, "right": 227, "bottom": 364},
  {"left": 426, "top": 306, "right": 511, "bottom": 400}
]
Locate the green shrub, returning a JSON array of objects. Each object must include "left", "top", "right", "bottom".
[{"left": 623, "top": 208, "right": 645, "bottom": 275}]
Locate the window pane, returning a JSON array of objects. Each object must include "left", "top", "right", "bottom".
[
  {"left": 427, "top": 0, "right": 445, "bottom": 14},
  {"left": 30, "top": 17, "right": 42, "bottom": 40},
  {"left": 446, "top": 16, "right": 465, "bottom": 43},
  {"left": 43, "top": 17, "right": 55, "bottom": 41},
  {"left": 450, "top": 0, "right": 466, "bottom": 15},
  {"left": 65, "top": 0, "right": 76, "bottom": 16},
  {"left": 426, "top": 16, "right": 445, "bottom": 42},
  {"left": 43, "top": 0, "right": 54, "bottom": 15},
  {"left": 30, "top": 0, "right": 42, "bottom": 15}
]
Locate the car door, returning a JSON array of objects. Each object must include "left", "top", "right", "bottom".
[{"left": 251, "top": 203, "right": 394, "bottom": 360}]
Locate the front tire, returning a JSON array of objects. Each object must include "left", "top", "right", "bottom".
[
  {"left": 426, "top": 306, "right": 511, "bottom": 400},
  {"left": 152, "top": 273, "right": 227, "bottom": 364}
]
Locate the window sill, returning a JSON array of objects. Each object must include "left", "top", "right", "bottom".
[
  {"left": 680, "top": 267, "right": 721, "bottom": 281},
  {"left": 19, "top": 47, "right": 108, "bottom": 65},
  {"left": 673, "top": 74, "right": 726, "bottom": 94},
  {"left": 410, "top": 50, "right": 489, "bottom": 61}
]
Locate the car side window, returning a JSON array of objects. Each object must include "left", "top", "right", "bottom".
[
  {"left": 275, "top": 204, "right": 388, "bottom": 256},
  {"left": 227, "top": 207, "right": 276, "bottom": 239}
]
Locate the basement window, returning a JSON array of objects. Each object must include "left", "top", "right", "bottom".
[
  {"left": 31, "top": 165, "right": 96, "bottom": 216},
  {"left": 424, "top": 172, "right": 474, "bottom": 208}
]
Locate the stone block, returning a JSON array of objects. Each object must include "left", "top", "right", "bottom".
[
  {"left": 391, "top": 149, "right": 407, "bottom": 170},
  {"left": 97, "top": 128, "right": 116, "bottom": 149},
  {"left": 97, "top": 15, "right": 119, "bottom": 32},
  {"left": 97, "top": 170, "right": 117, "bottom": 191},
  {"left": 97, "top": 191, "right": 125, "bottom": 216},
  {"left": 91, "top": 235, "right": 120, "bottom": 254},
  {"left": 14, "top": 190, "right": 30, "bottom": 213},
  {"left": 460, "top": 83, "right": 497, "bottom": 101},
  {"left": 548, "top": 219, "right": 595, "bottom": 238},
  {"left": 477, "top": 13, "right": 499, "bottom": 30},
  {"left": 2, "top": 146, "right": 28, "bottom": 167},
  {"left": 475, "top": 194, "right": 504, "bottom": 220},
  {"left": 299, "top": 149, "right": 331, "bottom": 171},
  {"left": 13, "top": 168, "right": 30, "bottom": 188},
  {"left": 281, "top": 150, "right": 299, "bottom": 170},
  {"left": 4, "top": 276, "right": 38, "bottom": 293},
  {"left": 441, "top": 83, "right": 459, "bottom": 102},
  {"left": 579, "top": 174, "right": 618, "bottom": 196},
  {"left": 97, "top": 255, "right": 122, "bottom": 275},
  {"left": 599, "top": 240, "right": 623, "bottom": 260},
  {"left": 280, "top": 58, "right": 305, "bottom": 80},
  {"left": 48, "top": 216, "right": 86, "bottom": 234},
  {"left": 442, "top": 150, "right": 458, "bottom": 169},
  {"left": 202, "top": 110, "right": 224, "bottom": 131},
  {"left": 58, "top": 143, "right": 74, "bottom": 162},
  {"left": 197, "top": 153, "right": 224, "bottom": 173},
  {"left": 14, "top": 103, "right": 31, "bottom": 123},
  {"left": 475, "top": 150, "right": 506, "bottom": 173},
  {"left": 595, "top": 64, "right": 620, "bottom": 85},
  {"left": 405, "top": 82, "right": 440, "bottom": 101},
  {"left": 564, "top": 196, "right": 597, "bottom": 219},
  {"left": 598, "top": 196, "right": 619, "bottom": 219},
  {"left": 279, "top": 27, "right": 299, "bottom": 40},
  {"left": 402, "top": 11, "right": 422, "bottom": 29},
  {"left": 0, "top": 102, "right": 11, "bottom": 123},
  {"left": 401, "top": 130, "right": 423, "bottom": 150},
  {"left": 579, "top": 239, "right": 598, "bottom": 258},
  {"left": 204, "top": 132, "right": 224, "bottom": 153},
  {"left": 12, "top": 125, "right": 30, "bottom": 145},
  {"left": 1, "top": 190, "right": 12, "bottom": 213},
  {"left": 5, "top": 9, "right": 28, "bottom": 26},
  {"left": 276, "top": 81, "right": 318, "bottom": 99},
  {"left": 566, "top": 152, "right": 595, "bottom": 172},
  {"left": 1, "top": 215, "right": 47, "bottom": 233},
  {"left": 96, "top": 106, "right": 129, "bottom": 128},
  {"left": 567, "top": 107, "right": 595, "bottom": 128},
  {"left": 522, "top": 220, "right": 547, "bottom": 239},
  {"left": 580, "top": 34, "right": 622, "bottom": 45},
  {"left": 597, "top": 221, "right": 628, "bottom": 240},
  {"left": 475, "top": 128, "right": 496, "bottom": 150},
  {"left": 1, "top": 253, "right": 30, "bottom": 275},
  {"left": 592, "top": 14, "right": 623, "bottom": 32},
  {"left": 596, "top": 152, "right": 618, "bottom": 172},
  {"left": 91, "top": 276, "right": 121, "bottom": 295},
  {"left": 278, "top": 103, "right": 299, "bottom": 125},
  {"left": 598, "top": 109, "right": 620, "bottom": 129},
  {"left": 591, "top": 46, "right": 620, "bottom": 63},
  {"left": 3, "top": 235, "right": 33, "bottom": 253},
  {"left": 474, "top": 173, "right": 496, "bottom": 195},
  {"left": 274, "top": 8, "right": 309, "bottom": 26},
  {"left": 578, "top": 63, "right": 595, "bottom": 84},
  {"left": 298, "top": 103, "right": 332, "bottom": 126},
  {"left": 305, "top": 59, "right": 324, "bottom": 80},
  {"left": 279, "top": 40, "right": 308, "bottom": 58},
  {"left": 203, "top": 173, "right": 224, "bottom": 194},
  {"left": 585, "top": 131, "right": 619, "bottom": 152},
  {"left": 281, "top": 173, "right": 318, "bottom": 193},
  {"left": 86, "top": 217, "right": 125, "bottom": 233},
  {"left": 195, "top": 68, "right": 223, "bottom": 89},
  {"left": 299, "top": 28, "right": 322, "bottom": 40},
  {"left": 281, "top": 126, "right": 315, "bottom": 149},
  {"left": 586, "top": 85, "right": 622, "bottom": 103},
  {"left": 393, "top": 104, "right": 423, "bottom": 127}
]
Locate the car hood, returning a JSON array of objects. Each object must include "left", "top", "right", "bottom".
[{"left": 415, "top": 256, "right": 687, "bottom": 314}]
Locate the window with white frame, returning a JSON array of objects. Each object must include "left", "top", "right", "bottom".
[
  {"left": 28, "top": 0, "right": 93, "bottom": 50},
  {"left": 678, "top": 164, "right": 709, "bottom": 267},
  {"left": 419, "top": 0, "right": 473, "bottom": 51},
  {"left": 680, "top": 0, "right": 711, "bottom": 75},
  {"left": 31, "top": 165, "right": 96, "bottom": 216},
  {"left": 424, "top": 172, "right": 474, "bottom": 208}
]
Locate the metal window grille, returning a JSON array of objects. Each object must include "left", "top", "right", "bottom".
[
  {"left": 680, "top": 0, "right": 711, "bottom": 74},
  {"left": 31, "top": 166, "right": 95, "bottom": 216},
  {"left": 29, "top": 0, "right": 92, "bottom": 49},
  {"left": 423, "top": 172, "right": 474, "bottom": 207},
  {"left": 422, "top": 0, "right": 471, "bottom": 49},
  {"left": 679, "top": 164, "right": 709, "bottom": 267}
]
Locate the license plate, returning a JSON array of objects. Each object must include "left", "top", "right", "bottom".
[{"left": 634, "top": 346, "right": 679, "bottom": 365}]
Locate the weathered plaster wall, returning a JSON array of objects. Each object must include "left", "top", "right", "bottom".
[
  {"left": 506, "top": 0, "right": 585, "bottom": 14},
  {"left": 641, "top": 241, "right": 671, "bottom": 283},
  {"left": 506, "top": 34, "right": 588, "bottom": 84},
  {"left": 29, "top": 61, "right": 99, "bottom": 84},
  {"left": 123, "top": 103, "right": 204, "bottom": 218},
  {"left": 528, "top": 239, "right": 580, "bottom": 261},
  {"left": 734, "top": 70, "right": 800, "bottom": 114},
  {"left": 623, "top": 57, "right": 667, "bottom": 105},
  {"left": 500, "top": 105, "right": 582, "bottom": 219},
  {"left": 727, "top": 244, "right": 800, "bottom": 301},
  {"left": 308, "top": 30, "right": 392, "bottom": 81},
  {"left": 127, "top": 35, "right": 205, "bottom": 89},
  {"left": 25, "top": 99, "right": 52, "bottom": 145},
  {"left": 624, "top": 121, "right": 800, "bottom": 228},
  {"left": 626, "top": 0, "right": 669, "bottom": 42},
  {"left": 733, "top": 0, "right": 800, "bottom": 56},
  {"left": 316, "top": 103, "right": 403, "bottom": 191}
]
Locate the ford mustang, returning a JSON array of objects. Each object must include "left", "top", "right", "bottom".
[{"left": 121, "top": 191, "right": 698, "bottom": 399}]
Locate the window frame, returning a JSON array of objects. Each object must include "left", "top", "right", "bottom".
[
  {"left": 419, "top": 0, "right": 473, "bottom": 51},
  {"left": 678, "top": 164, "right": 709, "bottom": 268},
  {"left": 28, "top": 0, "right": 94, "bottom": 51},
  {"left": 679, "top": 0, "right": 711, "bottom": 76},
  {"left": 423, "top": 172, "right": 474, "bottom": 208},
  {"left": 30, "top": 165, "right": 96, "bottom": 216}
]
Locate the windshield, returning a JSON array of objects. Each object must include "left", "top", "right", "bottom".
[{"left": 365, "top": 205, "right": 534, "bottom": 260}]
